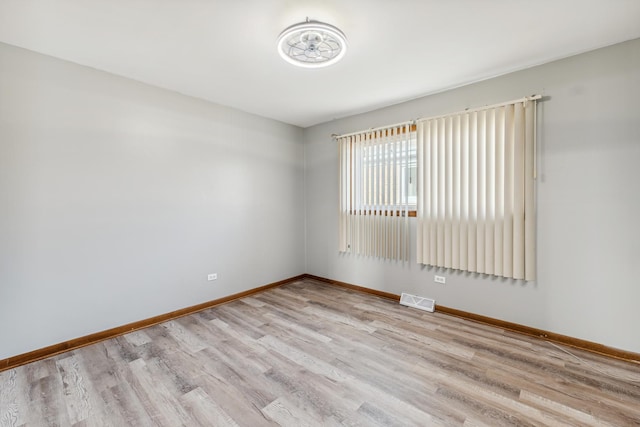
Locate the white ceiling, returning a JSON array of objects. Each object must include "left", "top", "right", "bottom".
[{"left": 1, "top": 1, "right": 639, "bottom": 128}]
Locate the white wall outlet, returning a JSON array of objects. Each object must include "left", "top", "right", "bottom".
[
  {"left": 207, "top": 273, "right": 218, "bottom": 281},
  {"left": 434, "top": 275, "right": 446, "bottom": 284}
]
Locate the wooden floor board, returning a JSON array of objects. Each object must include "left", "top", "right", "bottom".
[{"left": 2, "top": 279, "right": 639, "bottom": 426}]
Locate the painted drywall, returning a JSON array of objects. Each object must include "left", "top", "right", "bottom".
[
  {"left": 0, "top": 42, "right": 305, "bottom": 360},
  {"left": 304, "top": 38, "right": 640, "bottom": 353}
]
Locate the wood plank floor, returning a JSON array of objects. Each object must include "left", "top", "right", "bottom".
[{"left": 1, "top": 279, "right": 639, "bottom": 426}]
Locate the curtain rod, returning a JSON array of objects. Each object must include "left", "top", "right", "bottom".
[
  {"left": 332, "top": 94, "right": 541, "bottom": 140},
  {"left": 331, "top": 119, "right": 414, "bottom": 140},
  {"left": 416, "top": 94, "right": 542, "bottom": 123}
]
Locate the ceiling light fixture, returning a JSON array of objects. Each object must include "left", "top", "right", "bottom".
[{"left": 277, "top": 18, "right": 347, "bottom": 68}]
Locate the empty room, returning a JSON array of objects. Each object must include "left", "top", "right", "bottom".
[{"left": 1, "top": 1, "right": 639, "bottom": 425}]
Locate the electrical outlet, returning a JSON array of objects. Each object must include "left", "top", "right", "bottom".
[
  {"left": 434, "top": 275, "right": 446, "bottom": 284},
  {"left": 207, "top": 273, "right": 218, "bottom": 281}
]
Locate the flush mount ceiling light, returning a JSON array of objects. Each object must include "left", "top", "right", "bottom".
[{"left": 277, "top": 18, "right": 347, "bottom": 68}]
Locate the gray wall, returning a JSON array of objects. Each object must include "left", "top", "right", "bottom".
[
  {"left": 304, "top": 38, "right": 640, "bottom": 353},
  {"left": 0, "top": 42, "right": 305, "bottom": 360},
  {"left": 2, "top": 38, "right": 639, "bottom": 361}
]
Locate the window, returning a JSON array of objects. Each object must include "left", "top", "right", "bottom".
[
  {"left": 357, "top": 132, "right": 417, "bottom": 213},
  {"left": 338, "top": 124, "right": 416, "bottom": 261},
  {"left": 338, "top": 95, "right": 538, "bottom": 279}
]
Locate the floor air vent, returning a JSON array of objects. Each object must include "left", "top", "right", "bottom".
[{"left": 400, "top": 293, "right": 435, "bottom": 312}]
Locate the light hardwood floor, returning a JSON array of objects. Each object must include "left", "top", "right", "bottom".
[{"left": 1, "top": 279, "right": 639, "bottom": 426}]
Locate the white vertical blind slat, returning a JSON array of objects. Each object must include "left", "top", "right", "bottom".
[
  {"left": 402, "top": 125, "right": 409, "bottom": 261},
  {"left": 364, "top": 131, "right": 370, "bottom": 256},
  {"left": 437, "top": 119, "right": 445, "bottom": 266},
  {"left": 383, "top": 130, "right": 389, "bottom": 259},
  {"left": 452, "top": 115, "right": 460, "bottom": 270},
  {"left": 429, "top": 121, "right": 437, "bottom": 266},
  {"left": 468, "top": 112, "right": 477, "bottom": 272},
  {"left": 373, "top": 130, "right": 378, "bottom": 256},
  {"left": 460, "top": 114, "right": 469, "bottom": 271},
  {"left": 513, "top": 103, "right": 525, "bottom": 279},
  {"left": 339, "top": 137, "right": 344, "bottom": 251},
  {"left": 524, "top": 103, "right": 536, "bottom": 280},
  {"left": 485, "top": 109, "right": 495, "bottom": 275},
  {"left": 444, "top": 117, "right": 453, "bottom": 268},
  {"left": 477, "top": 111, "right": 486, "bottom": 274},
  {"left": 350, "top": 135, "right": 355, "bottom": 254},
  {"left": 503, "top": 105, "right": 514, "bottom": 278},
  {"left": 494, "top": 107, "right": 504, "bottom": 276},
  {"left": 427, "top": 121, "right": 434, "bottom": 265},
  {"left": 355, "top": 133, "right": 362, "bottom": 255},
  {"left": 362, "top": 133, "right": 366, "bottom": 255},
  {"left": 417, "top": 124, "right": 424, "bottom": 264},
  {"left": 407, "top": 124, "right": 412, "bottom": 260}
]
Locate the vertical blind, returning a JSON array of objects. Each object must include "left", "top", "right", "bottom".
[
  {"left": 338, "top": 124, "right": 414, "bottom": 262},
  {"left": 416, "top": 98, "right": 537, "bottom": 280}
]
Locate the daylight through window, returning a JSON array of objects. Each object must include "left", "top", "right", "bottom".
[{"left": 338, "top": 124, "right": 416, "bottom": 261}]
